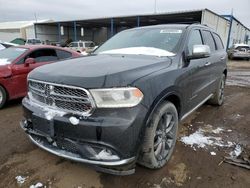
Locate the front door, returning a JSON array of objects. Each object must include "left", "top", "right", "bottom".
[
  {"left": 11, "top": 49, "right": 59, "bottom": 98},
  {"left": 187, "top": 29, "right": 212, "bottom": 110}
]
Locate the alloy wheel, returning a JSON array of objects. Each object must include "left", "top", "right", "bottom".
[{"left": 154, "top": 112, "right": 176, "bottom": 161}]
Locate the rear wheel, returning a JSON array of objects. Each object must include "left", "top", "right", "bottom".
[
  {"left": 208, "top": 74, "right": 226, "bottom": 106},
  {"left": 138, "top": 101, "right": 178, "bottom": 169},
  {"left": 0, "top": 86, "right": 7, "bottom": 109}
]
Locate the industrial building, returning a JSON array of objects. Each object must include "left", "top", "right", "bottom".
[
  {"left": 0, "top": 20, "right": 51, "bottom": 42},
  {"left": 1, "top": 9, "right": 249, "bottom": 48}
]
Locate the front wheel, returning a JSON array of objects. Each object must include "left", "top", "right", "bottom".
[
  {"left": 209, "top": 74, "right": 226, "bottom": 106},
  {"left": 0, "top": 86, "right": 7, "bottom": 109},
  {"left": 138, "top": 101, "right": 178, "bottom": 169}
]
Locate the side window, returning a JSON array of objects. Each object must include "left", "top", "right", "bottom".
[
  {"left": 202, "top": 30, "right": 216, "bottom": 52},
  {"left": 56, "top": 49, "right": 72, "bottom": 60},
  {"left": 212, "top": 33, "right": 224, "bottom": 50},
  {"left": 188, "top": 30, "right": 203, "bottom": 55},
  {"left": 28, "top": 49, "right": 58, "bottom": 62}
]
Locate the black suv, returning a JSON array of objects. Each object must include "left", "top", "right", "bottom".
[{"left": 21, "top": 24, "right": 227, "bottom": 175}]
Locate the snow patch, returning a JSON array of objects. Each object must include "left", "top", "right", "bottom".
[
  {"left": 230, "top": 144, "right": 242, "bottom": 158},
  {"left": 180, "top": 128, "right": 233, "bottom": 149},
  {"left": 0, "top": 58, "right": 11, "bottom": 66},
  {"left": 27, "top": 95, "right": 66, "bottom": 120},
  {"left": 95, "top": 149, "right": 120, "bottom": 160},
  {"left": 212, "top": 127, "right": 224, "bottom": 134},
  {"left": 29, "top": 182, "right": 43, "bottom": 188},
  {"left": 210, "top": 152, "right": 216, "bottom": 156},
  {"left": 69, "top": 116, "right": 80, "bottom": 125},
  {"left": 100, "top": 47, "right": 175, "bottom": 57},
  {"left": 15, "top": 176, "right": 27, "bottom": 185}
]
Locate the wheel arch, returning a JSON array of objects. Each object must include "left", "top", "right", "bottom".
[
  {"left": 0, "top": 83, "right": 9, "bottom": 100},
  {"left": 145, "top": 89, "right": 182, "bottom": 126}
]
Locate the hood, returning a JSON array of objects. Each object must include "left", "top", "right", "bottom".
[{"left": 29, "top": 54, "right": 172, "bottom": 88}]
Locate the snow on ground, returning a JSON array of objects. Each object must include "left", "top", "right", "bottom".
[
  {"left": 180, "top": 125, "right": 235, "bottom": 153},
  {"left": 15, "top": 175, "right": 27, "bottom": 185},
  {"left": 230, "top": 144, "right": 243, "bottom": 158},
  {"left": 29, "top": 182, "right": 43, "bottom": 188}
]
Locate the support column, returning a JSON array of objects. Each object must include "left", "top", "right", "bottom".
[
  {"left": 137, "top": 16, "right": 140, "bottom": 27},
  {"left": 34, "top": 24, "right": 37, "bottom": 39},
  {"left": 58, "top": 23, "right": 61, "bottom": 42},
  {"left": 226, "top": 15, "right": 233, "bottom": 49},
  {"left": 110, "top": 18, "right": 114, "bottom": 38},
  {"left": 73, "top": 21, "right": 77, "bottom": 41}
]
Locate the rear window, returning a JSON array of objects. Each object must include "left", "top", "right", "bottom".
[
  {"left": 212, "top": 33, "right": 224, "bottom": 50},
  {"left": 56, "top": 49, "right": 72, "bottom": 60},
  {"left": 235, "top": 46, "right": 250, "bottom": 51},
  {"left": 202, "top": 30, "right": 216, "bottom": 52}
]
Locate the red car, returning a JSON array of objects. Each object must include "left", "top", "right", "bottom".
[{"left": 0, "top": 45, "right": 81, "bottom": 108}]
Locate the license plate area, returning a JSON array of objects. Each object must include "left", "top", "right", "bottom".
[{"left": 32, "top": 114, "right": 54, "bottom": 137}]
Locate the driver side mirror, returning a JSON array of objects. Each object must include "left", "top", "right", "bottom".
[
  {"left": 24, "top": 58, "right": 36, "bottom": 67},
  {"left": 188, "top": 45, "right": 211, "bottom": 60}
]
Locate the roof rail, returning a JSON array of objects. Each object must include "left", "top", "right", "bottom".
[{"left": 187, "top": 23, "right": 210, "bottom": 28}]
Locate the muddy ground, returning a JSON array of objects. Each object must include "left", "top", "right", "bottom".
[{"left": 0, "top": 60, "right": 249, "bottom": 188}]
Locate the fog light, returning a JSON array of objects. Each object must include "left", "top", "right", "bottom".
[{"left": 95, "top": 149, "right": 120, "bottom": 160}]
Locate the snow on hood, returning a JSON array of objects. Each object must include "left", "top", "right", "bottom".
[
  {"left": 0, "top": 58, "right": 11, "bottom": 66},
  {"left": 99, "top": 47, "right": 175, "bottom": 57}
]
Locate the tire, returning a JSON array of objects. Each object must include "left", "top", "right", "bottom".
[
  {"left": 0, "top": 86, "right": 7, "bottom": 109},
  {"left": 208, "top": 74, "right": 226, "bottom": 106},
  {"left": 138, "top": 101, "right": 178, "bottom": 169}
]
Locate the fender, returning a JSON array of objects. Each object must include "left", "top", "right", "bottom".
[{"left": 144, "top": 86, "right": 182, "bottom": 126}]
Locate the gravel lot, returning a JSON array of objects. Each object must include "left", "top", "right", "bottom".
[{"left": 0, "top": 60, "right": 249, "bottom": 188}]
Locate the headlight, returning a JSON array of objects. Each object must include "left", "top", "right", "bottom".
[{"left": 90, "top": 87, "right": 143, "bottom": 108}]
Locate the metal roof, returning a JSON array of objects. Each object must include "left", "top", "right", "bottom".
[{"left": 0, "top": 19, "right": 52, "bottom": 30}]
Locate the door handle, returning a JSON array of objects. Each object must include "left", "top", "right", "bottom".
[{"left": 205, "top": 62, "right": 211, "bottom": 66}]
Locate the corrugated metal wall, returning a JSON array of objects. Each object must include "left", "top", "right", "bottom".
[{"left": 202, "top": 10, "right": 230, "bottom": 47}]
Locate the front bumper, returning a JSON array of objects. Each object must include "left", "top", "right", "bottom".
[{"left": 21, "top": 97, "right": 148, "bottom": 171}]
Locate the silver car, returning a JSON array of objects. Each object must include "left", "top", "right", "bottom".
[{"left": 228, "top": 44, "right": 250, "bottom": 60}]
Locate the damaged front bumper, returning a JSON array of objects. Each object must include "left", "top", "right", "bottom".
[{"left": 21, "top": 97, "right": 148, "bottom": 175}]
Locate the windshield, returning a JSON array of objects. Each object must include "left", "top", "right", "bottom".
[
  {"left": 95, "top": 28, "right": 183, "bottom": 56},
  {"left": 0, "top": 47, "right": 27, "bottom": 65}
]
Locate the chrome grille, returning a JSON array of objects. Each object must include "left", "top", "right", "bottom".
[{"left": 28, "top": 79, "right": 94, "bottom": 115}]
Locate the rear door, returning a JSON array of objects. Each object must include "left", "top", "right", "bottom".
[
  {"left": 187, "top": 29, "right": 212, "bottom": 110},
  {"left": 210, "top": 33, "right": 227, "bottom": 92},
  {"left": 11, "top": 49, "right": 59, "bottom": 97},
  {"left": 201, "top": 30, "right": 223, "bottom": 93}
]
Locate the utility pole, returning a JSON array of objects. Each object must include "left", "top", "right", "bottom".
[
  {"left": 34, "top": 13, "right": 37, "bottom": 23},
  {"left": 154, "top": 0, "right": 157, "bottom": 14}
]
